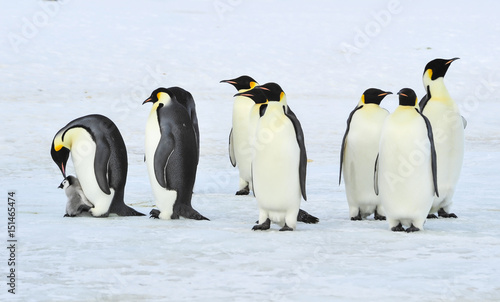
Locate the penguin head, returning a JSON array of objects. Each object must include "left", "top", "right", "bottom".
[
  {"left": 51, "top": 139, "right": 70, "bottom": 178},
  {"left": 397, "top": 88, "right": 418, "bottom": 107},
  {"left": 254, "top": 82, "right": 286, "bottom": 103},
  {"left": 423, "top": 58, "right": 459, "bottom": 83},
  {"left": 362, "top": 88, "right": 392, "bottom": 105},
  {"left": 234, "top": 88, "right": 268, "bottom": 104},
  {"left": 143, "top": 87, "right": 175, "bottom": 106},
  {"left": 58, "top": 177, "right": 71, "bottom": 189},
  {"left": 220, "top": 75, "right": 258, "bottom": 91}
]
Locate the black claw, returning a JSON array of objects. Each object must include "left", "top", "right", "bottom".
[
  {"left": 150, "top": 209, "right": 160, "bottom": 219},
  {"left": 235, "top": 185, "right": 250, "bottom": 195},
  {"left": 374, "top": 209, "right": 386, "bottom": 221},
  {"left": 427, "top": 214, "right": 438, "bottom": 219},
  {"left": 406, "top": 224, "right": 420, "bottom": 233},
  {"left": 391, "top": 223, "right": 405, "bottom": 232},
  {"left": 252, "top": 218, "right": 271, "bottom": 231},
  {"left": 350, "top": 212, "right": 362, "bottom": 221},
  {"left": 438, "top": 208, "right": 457, "bottom": 218}
]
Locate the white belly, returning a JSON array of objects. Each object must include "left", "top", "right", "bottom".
[
  {"left": 70, "top": 130, "right": 114, "bottom": 216},
  {"left": 231, "top": 96, "right": 256, "bottom": 184},
  {"left": 145, "top": 111, "right": 176, "bottom": 219},
  {"left": 423, "top": 101, "right": 464, "bottom": 211},
  {"left": 252, "top": 109, "right": 301, "bottom": 228},
  {"left": 378, "top": 109, "right": 434, "bottom": 228},
  {"left": 344, "top": 105, "right": 388, "bottom": 217}
]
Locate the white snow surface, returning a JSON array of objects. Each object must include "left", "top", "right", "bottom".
[{"left": 1, "top": 0, "right": 500, "bottom": 301}]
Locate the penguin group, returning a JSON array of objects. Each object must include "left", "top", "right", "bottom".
[
  {"left": 340, "top": 58, "right": 464, "bottom": 232},
  {"left": 50, "top": 57, "right": 464, "bottom": 233}
]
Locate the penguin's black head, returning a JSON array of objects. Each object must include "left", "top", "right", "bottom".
[
  {"left": 423, "top": 58, "right": 459, "bottom": 80},
  {"left": 397, "top": 88, "right": 418, "bottom": 107},
  {"left": 51, "top": 141, "right": 70, "bottom": 178},
  {"left": 234, "top": 88, "right": 268, "bottom": 104},
  {"left": 254, "top": 82, "right": 285, "bottom": 102},
  {"left": 220, "top": 75, "right": 258, "bottom": 91},
  {"left": 143, "top": 87, "right": 173, "bottom": 105},
  {"left": 362, "top": 88, "right": 392, "bottom": 105}
]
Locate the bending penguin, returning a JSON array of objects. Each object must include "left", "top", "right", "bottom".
[
  {"left": 243, "top": 89, "right": 307, "bottom": 231},
  {"left": 375, "top": 88, "right": 439, "bottom": 232},
  {"left": 252, "top": 82, "right": 319, "bottom": 224},
  {"left": 51, "top": 114, "right": 145, "bottom": 217},
  {"left": 143, "top": 87, "right": 209, "bottom": 220},
  {"left": 220, "top": 75, "right": 259, "bottom": 195},
  {"left": 59, "top": 175, "right": 94, "bottom": 217},
  {"left": 420, "top": 58, "right": 463, "bottom": 218},
  {"left": 339, "top": 88, "right": 392, "bottom": 221}
]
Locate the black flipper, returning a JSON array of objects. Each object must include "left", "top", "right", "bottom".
[
  {"left": 285, "top": 106, "right": 307, "bottom": 201},
  {"left": 339, "top": 105, "right": 363, "bottom": 185},
  {"left": 154, "top": 131, "right": 175, "bottom": 189},
  {"left": 374, "top": 153, "right": 380, "bottom": 196},
  {"left": 229, "top": 128, "right": 236, "bottom": 167},
  {"left": 419, "top": 85, "right": 431, "bottom": 112},
  {"left": 94, "top": 139, "right": 111, "bottom": 195},
  {"left": 416, "top": 109, "right": 439, "bottom": 197}
]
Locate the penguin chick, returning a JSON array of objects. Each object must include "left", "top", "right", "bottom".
[{"left": 59, "top": 175, "right": 94, "bottom": 217}]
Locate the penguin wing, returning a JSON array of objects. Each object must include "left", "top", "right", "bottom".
[
  {"left": 418, "top": 109, "right": 439, "bottom": 197},
  {"left": 339, "top": 106, "right": 363, "bottom": 185},
  {"left": 374, "top": 153, "right": 379, "bottom": 196},
  {"left": 154, "top": 131, "right": 176, "bottom": 189},
  {"left": 94, "top": 138, "right": 112, "bottom": 195},
  {"left": 229, "top": 128, "right": 236, "bottom": 167},
  {"left": 419, "top": 86, "right": 431, "bottom": 111},
  {"left": 285, "top": 106, "right": 307, "bottom": 201}
]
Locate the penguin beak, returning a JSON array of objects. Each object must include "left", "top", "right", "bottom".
[
  {"left": 446, "top": 57, "right": 460, "bottom": 65},
  {"left": 234, "top": 92, "right": 253, "bottom": 98},
  {"left": 142, "top": 98, "right": 153, "bottom": 105},
  {"left": 378, "top": 92, "right": 393, "bottom": 97},
  {"left": 220, "top": 80, "right": 237, "bottom": 84},
  {"left": 58, "top": 182, "right": 64, "bottom": 189}
]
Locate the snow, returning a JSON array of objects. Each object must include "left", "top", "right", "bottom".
[{"left": 1, "top": 0, "right": 500, "bottom": 301}]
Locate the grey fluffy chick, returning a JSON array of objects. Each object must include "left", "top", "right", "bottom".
[{"left": 58, "top": 175, "right": 94, "bottom": 217}]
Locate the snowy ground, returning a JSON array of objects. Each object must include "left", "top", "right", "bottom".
[{"left": 1, "top": 0, "right": 500, "bottom": 301}]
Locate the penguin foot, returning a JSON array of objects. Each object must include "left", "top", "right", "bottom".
[
  {"left": 374, "top": 210, "right": 386, "bottom": 221},
  {"left": 427, "top": 214, "right": 438, "bottom": 219},
  {"left": 405, "top": 224, "right": 420, "bottom": 233},
  {"left": 252, "top": 218, "right": 271, "bottom": 231},
  {"left": 63, "top": 214, "right": 76, "bottom": 217},
  {"left": 235, "top": 185, "right": 250, "bottom": 195},
  {"left": 350, "top": 212, "right": 362, "bottom": 221},
  {"left": 438, "top": 208, "right": 457, "bottom": 218},
  {"left": 391, "top": 223, "right": 405, "bottom": 232},
  {"left": 150, "top": 209, "right": 161, "bottom": 219},
  {"left": 297, "top": 209, "right": 319, "bottom": 224},
  {"left": 279, "top": 224, "right": 294, "bottom": 232}
]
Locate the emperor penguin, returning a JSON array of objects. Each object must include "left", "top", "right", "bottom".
[
  {"left": 143, "top": 87, "right": 209, "bottom": 221},
  {"left": 59, "top": 175, "right": 94, "bottom": 217},
  {"left": 51, "top": 114, "right": 145, "bottom": 217},
  {"left": 375, "top": 88, "right": 439, "bottom": 232},
  {"left": 243, "top": 89, "right": 307, "bottom": 231},
  {"left": 339, "top": 88, "right": 392, "bottom": 221},
  {"left": 420, "top": 58, "right": 463, "bottom": 218},
  {"left": 252, "top": 82, "right": 319, "bottom": 224},
  {"left": 220, "top": 75, "right": 258, "bottom": 195}
]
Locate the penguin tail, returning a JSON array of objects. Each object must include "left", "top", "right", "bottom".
[
  {"left": 297, "top": 209, "right": 319, "bottom": 224},
  {"left": 113, "top": 205, "right": 146, "bottom": 216},
  {"left": 174, "top": 204, "right": 210, "bottom": 221}
]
